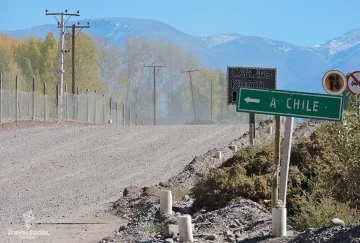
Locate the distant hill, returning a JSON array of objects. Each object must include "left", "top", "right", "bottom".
[{"left": 3, "top": 17, "right": 360, "bottom": 93}]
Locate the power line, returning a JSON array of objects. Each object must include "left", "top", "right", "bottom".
[
  {"left": 181, "top": 68, "right": 199, "bottom": 122},
  {"left": 144, "top": 63, "right": 166, "bottom": 125},
  {"left": 45, "top": 9, "right": 80, "bottom": 119}
]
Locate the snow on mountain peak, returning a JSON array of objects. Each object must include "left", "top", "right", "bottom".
[
  {"left": 199, "top": 34, "right": 242, "bottom": 47},
  {"left": 314, "top": 28, "right": 360, "bottom": 55}
]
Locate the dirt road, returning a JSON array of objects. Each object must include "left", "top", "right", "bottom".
[{"left": 0, "top": 124, "right": 248, "bottom": 242}]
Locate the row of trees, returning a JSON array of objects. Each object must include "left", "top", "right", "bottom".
[{"left": 0, "top": 32, "right": 266, "bottom": 124}]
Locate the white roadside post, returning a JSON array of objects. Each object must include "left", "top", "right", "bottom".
[
  {"left": 230, "top": 145, "right": 238, "bottom": 152},
  {"left": 273, "top": 116, "right": 294, "bottom": 237},
  {"left": 215, "top": 151, "right": 222, "bottom": 159},
  {"left": 178, "top": 215, "right": 193, "bottom": 243},
  {"left": 159, "top": 190, "right": 172, "bottom": 215}
]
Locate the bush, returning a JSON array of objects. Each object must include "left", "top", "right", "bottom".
[
  {"left": 191, "top": 102, "right": 360, "bottom": 229},
  {"left": 292, "top": 194, "right": 360, "bottom": 230},
  {"left": 322, "top": 104, "right": 360, "bottom": 208},
  {"left": 191, "top": 144, "right": 273, "bottom": 210}
]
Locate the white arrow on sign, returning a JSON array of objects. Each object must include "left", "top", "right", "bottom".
[{"left": 244, "top": 97, "right": 260, "bottom": 103}]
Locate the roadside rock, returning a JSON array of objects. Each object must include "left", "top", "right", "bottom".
[
  {"left": 122, "top": 186, "right": 142, "bottom": 198},
  {"left": 163, "top": 239, "right": 174, "bottom": 243},
  {"left": 329, "top": 218, "right": 345, "bottom": 227},
  {"left": 163, "top": 224, "right": 179, "bottom": 238},
  {"left": 204, "top": 234, "right": 218, "bottom": 240}
]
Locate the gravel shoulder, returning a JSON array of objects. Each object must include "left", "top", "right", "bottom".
[
  {"left": 0, "top": 123, "right": 249, "bottom": 243},
  {"left": 105, "top": 119, "right": 339, "bottom": 243}
]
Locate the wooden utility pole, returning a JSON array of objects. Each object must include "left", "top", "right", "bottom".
[
  {"left": 219, "top": 72, "right": 226, "bottom": 121},
  {"left": 64, "top": 22, "right": 90, "bottom": 120},
  {"left": 63, "top": 22, "right": 90, "bottom": 94},
  {"left": 72, "top": 25, "right": 76, "bottom": 94},
  {"left": 46, "top": 9, "right": 80, "bottom": 119},
  {"left": 144, "top": 63, "right": 166, "bottom": 125},
  {"left": 181, "top": 68, "right": 199, "bottom": 122}
]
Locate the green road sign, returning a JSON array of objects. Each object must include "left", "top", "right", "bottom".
[{"left": 236, "top": 88, "right": 344, "bottom": 121}]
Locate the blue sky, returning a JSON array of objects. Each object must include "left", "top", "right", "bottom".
[{"left": 1, "top": 0, "right": 359, "bottom": 47}]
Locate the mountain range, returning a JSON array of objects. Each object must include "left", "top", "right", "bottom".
[{"left": 2, "top": 17, "right": 360, "bottom": 93}]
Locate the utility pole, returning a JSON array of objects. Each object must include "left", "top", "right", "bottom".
[
  {"left": 64, "top": 22, "right": 90, "bottom": 94},
  {"left": 181, "top": 68, "right": 199, "bottom": 122},
  {"left": 144, "top": 63, "right": 166, "bottom": 125},
  {"left": 46, "top": 9, "right": 80, "bottom": 119},
  {"left": 219, "top": 72, "right": 227, "bottom": 121}
]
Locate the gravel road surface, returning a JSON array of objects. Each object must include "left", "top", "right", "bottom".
[{"left": 0, "top": 124, "right": 248, "bottom": 242}]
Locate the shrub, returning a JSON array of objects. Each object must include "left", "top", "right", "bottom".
[
  {"left": 292, "top": 194, "right": 360, "bottom": 230},
  {"left": 191, "top": 103, "right": 360, "bottom": 229}
]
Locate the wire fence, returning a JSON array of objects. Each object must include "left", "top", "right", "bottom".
[
  {"left": 0, "top": 89, "right": 128, "bottom": 125},
  {"left": 0, "top": 74, "right": 270, "bottom": 126},
  {"left": 0, "top": 74, "right": 130, "bottom": 125}
]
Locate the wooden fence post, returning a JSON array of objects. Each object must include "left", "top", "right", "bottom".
[
  {"left": 0, "top": 73, "right": 2, "bottom": 123},
  {"left": 32, "top": 77, "right": 35, "bottom": 120},
  {"left": 123, "top": 103, "right": 125, "bottom": 126},
  {"left": 86, "top": 89, "right": 89, "bottom": 123},
  {"left": 65, "top": 84, "right": 68, "bottom": 120},
  {"left": 116, "top": 102, "right": 118, "bottom": 126},
  {"left": 76, "top": 86, "right": 79, "bottom": 122},
  {"left": 44, "top": 82, "right": 47, "bottom": 121},
  {"left": 15, "top": 75, "right": 18, "bottom": 122},
  {"left": 109, "top": 97, "right": 112, "bottom": 123},
  {"left": 56, "top": 84, "right": 59, "bottom": 120},
  {"left": 94, "top": 90, "right": 97, "bottom": 123}
]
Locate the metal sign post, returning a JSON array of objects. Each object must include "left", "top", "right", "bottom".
[
  {"left": 236, "top": 88, "right": 344, "bottom": 121},
  {"left": 236, "top": 87, "right": 344, "bottom": 237},
  {"left": 227, "top": 66, "right": 277, "bottom": 145}
]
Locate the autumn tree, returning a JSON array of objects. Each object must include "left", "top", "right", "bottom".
[
  {"left": 40, "top": 32, "right": 58, "bottom": 96},
  {"left": 0, "top": 33, "right": 22, "bottom": 89},
  {"left": 97, "top": 37, "right": 122, "bottom": 96},
  {"left": 64, "top": 32, "right": 105, "bottom": 94}
]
